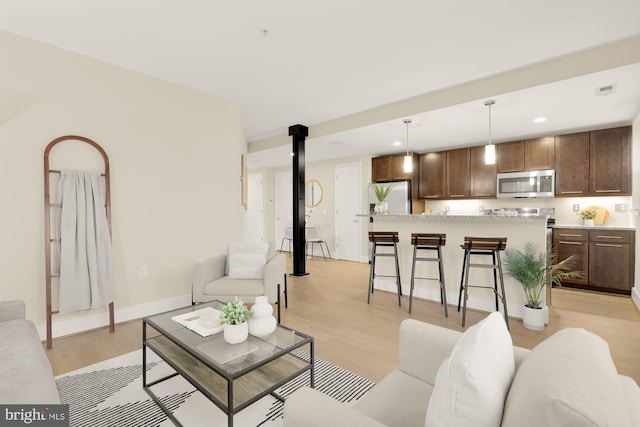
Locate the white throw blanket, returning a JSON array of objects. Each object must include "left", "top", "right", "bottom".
[{"left": 57, "top": 170, "right": 115, "bottom": 314}]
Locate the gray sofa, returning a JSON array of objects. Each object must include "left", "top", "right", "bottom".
[
  {"left": 284, "top": 318, "right": 640, "bottom": 427},
  {"left": 192, "top": 242, "right": 286, "bottom": 314},
  {"left": 0, "top": 300, "right": 60, "bottom": 403}
]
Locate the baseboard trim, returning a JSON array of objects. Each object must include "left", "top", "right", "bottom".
[
  {"left": 36, "top": 294, "right": 192, "bottom": 341},
  {"left": 632, "top": 287, "right": 640, "bottom": 311}
]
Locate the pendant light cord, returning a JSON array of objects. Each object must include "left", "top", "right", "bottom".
[{"left": 404, "top": 119, "right": 412, "bottom": 155}]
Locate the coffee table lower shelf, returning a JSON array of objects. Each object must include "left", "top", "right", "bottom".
[{"left": 143, "top": 334, "right": 313, "bottom": 426}]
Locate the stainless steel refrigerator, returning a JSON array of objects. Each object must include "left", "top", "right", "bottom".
[{"left": 368, "top": 181, "right": 412, "bottom": 215}]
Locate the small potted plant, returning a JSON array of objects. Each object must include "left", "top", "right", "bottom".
[
  {"left": 503, "top": 242, "right": 583, "bottom": 330},
  {"left": 219, "top": 297, "right": 252, "bottom": 344},
  {"left": 579, "top": 208, "right": 597, "bottom": 227},
  {"left": 370, "top": 183, "right": 393, "bottom": 214}
]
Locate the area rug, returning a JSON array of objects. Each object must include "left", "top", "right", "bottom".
[{"left": 56, "top": 349, "right": 375, "bottom": 426}]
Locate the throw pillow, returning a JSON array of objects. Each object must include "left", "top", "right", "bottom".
[
  {"left": 501, "top": 328, "right": 632, "bottom": 427},
  {"left": 425, "top": 312, "right": 515, "bottom": 427},
  {"left": 227, "top": 241, "right": 269, "bottom": 279}
]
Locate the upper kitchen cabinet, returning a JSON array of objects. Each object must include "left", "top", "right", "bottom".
[
  {"left": 497, "top": 138, "right": 555, "bottom": 173},
  {"left": 446, "top": 148, "right": 471, "bottom": 198},
  {"left": 470, "top": 145, "right": 496, "bottom": 198},
  {"left": 555, "top": 132, "right": 590, "bottom": 196},
  {"left": 496, "top": 141, "right": 525, "bottom": 173},
  {"left": 418, "top": 151, "right": 447, "bottom": 199},
  {"left": 371, "top": 153, "right": 417, "bottom": 182},
  {"left": 525, "top": 137, "right": 555, "bottom": 170},
  {"left": 589, "top": 126, "right": 631, "bottom": 196},
  {"left": 555, "top": 126, "right": 631, "bottom": 197}
]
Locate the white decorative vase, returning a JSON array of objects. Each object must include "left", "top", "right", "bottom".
[
  {"left": 223, "top": 321, "right": 248, "bottom": 344},
  {"left": 522, "top": 305, "right": 546, "bottom": 331},
  {"left": 584, "top": 219, "right": 594, "bottom": 227},
  {"left": 248, "top": 296, "right": 277, "bottom": 338}
]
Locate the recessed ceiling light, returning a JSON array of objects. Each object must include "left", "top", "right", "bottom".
[
  {"left": 393, "top": 141, "right": 402, "bottom": 146},
  {"left": 533, "top": 117, "right": 546, "bottom": 123}
]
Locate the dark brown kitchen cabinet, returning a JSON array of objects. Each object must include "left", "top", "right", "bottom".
[
  {"left": 446, "top": 148, "right": 471, "bottom": 198},
  {"left": 553, "top": 229, "right": 589, "bottom": 286},
  {"left": 496, "top": 141, "right": 525, "bottom": 173},
  {"left": 470, "top": 145, "right": 496, "bottom": 197},
  {"left": 555, "top": 132, "right": 590, "bottom": 196},
  {"left": 588, "top": 230, "right": 634, "bottom": 293},
  {"left": 419, "top": 151, "right": 447, "bottom": 199},
  {"left": 589, "top": 126, "right": 631, "bottom": 196},
  {"left": 371, "top": 153, "right": 416, "bottom": 182},
  {"left": 553, "top": 227, "right": 634, "bottom": 294},
  {"left": 555, "top": 126, "right": 631, "bottom": 197},
  {"left": 525, "top": 137, "right": 555, "bottom": 171}
]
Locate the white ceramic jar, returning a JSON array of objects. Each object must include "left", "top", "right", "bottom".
[{"left": 248, "top": 296, "right": 277, "bottom": 337}]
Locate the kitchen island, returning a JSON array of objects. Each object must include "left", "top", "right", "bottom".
[{"left": 366, "top": 213, "right": 549, "bottom": 320}]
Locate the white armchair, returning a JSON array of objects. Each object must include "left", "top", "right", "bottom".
[{"left": 192, "top": 242, "right": 287, "bottom": 319}]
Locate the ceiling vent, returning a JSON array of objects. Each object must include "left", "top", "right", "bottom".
[{"left": 595, "top": 84, "right": 617, "bottom": 96}]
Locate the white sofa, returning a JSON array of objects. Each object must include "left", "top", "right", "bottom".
[
  {"left": 0, "top": 300, "right": 60, "bottom": 403},
  {"left": 192, "top": 242, "right": 286, "bottom": 316},
  {"left": 284, "top": 317, "right": 640, "bottom": 427}
]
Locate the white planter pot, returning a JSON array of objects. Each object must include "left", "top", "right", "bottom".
[
  {"left": 522, "top": 305, "right": 546, "bottom": 331},
  {"left": 583, "top": 219, "right": 594, "bottom": 227},
  {"left": 223, "top": 321, "right": 249, "bottom": 344}
]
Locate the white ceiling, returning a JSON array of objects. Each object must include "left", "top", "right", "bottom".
[{"left": 1, "top": 1, "right": 639, "bottom": 169}]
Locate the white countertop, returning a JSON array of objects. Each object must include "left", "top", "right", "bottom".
[{"left": 361, "top": 213, "right": 548, "bottom": 221}]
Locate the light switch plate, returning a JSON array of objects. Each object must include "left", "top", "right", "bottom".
[
  {"left": 573, "top": 204, "right": 580, "bottom": 212},
  {"left": 615, "top": 204, "right": 627, "bottom": 212}
]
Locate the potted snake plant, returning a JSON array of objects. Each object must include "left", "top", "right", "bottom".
[
  {"left": 503, "top": 241, "right": 583, "bottom": 330},
  {"left": 370, "top": 183, "right": 393, "bottom": 214}
]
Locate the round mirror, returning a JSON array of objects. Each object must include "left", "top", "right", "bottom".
[{"left": 305, "top": 179, "right": 323, "bottom": 207}]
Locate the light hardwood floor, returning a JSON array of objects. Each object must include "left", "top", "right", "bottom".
[{"left": 45, "top": 257, "right": 640, "bottom": 384}]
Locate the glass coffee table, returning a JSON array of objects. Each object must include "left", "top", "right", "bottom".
[{"left": 142, "top": 300, "right": 314, "bottom": 427}]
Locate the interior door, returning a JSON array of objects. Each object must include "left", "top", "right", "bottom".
[
  {"left": 275, "top": 171, "right": 293, "bottom": 251},
  {"left": 335, "top": 162, "right": 362, "bottom": 262},
  {"left": 242, "top": 173, "right": 264, "bottom": 241}
]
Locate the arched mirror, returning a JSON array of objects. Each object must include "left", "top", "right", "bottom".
[{"left": 305, "top": 179, "right": 323, "bottom": 207}]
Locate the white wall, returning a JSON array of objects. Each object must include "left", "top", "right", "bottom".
[
  {"left": 0, "top": 31, "right": 246, "bottom": 337},
  {"left": 259, "top": 154, "right": 372, "bottom": 258},
  {"left": 631, "top": 110, "right": 640, "bottom": 309}
]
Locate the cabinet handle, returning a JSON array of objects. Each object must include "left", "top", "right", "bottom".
[
  {"left": 475, "top": 193, "right": 491, "bottom": 197},
  {"left": 450, "top": 195, "right": 465, "bottom": 198},
  {"left": 596, "top": 190, "right": 621, "bottom": 193},
  {"left": 559, "top": 241, "right": 583, "bottom": 245},
  {"left": 596, "top": 243, "right": 623, "bottom": 248},
  {"left": 595, "top": 235, "right": 622, "bottom": 240},
  {"left": 559, "top": 233, "right": 583, "bottom": 237},
  {"left": 560, "top": 191, "right": 584, "bottom": 194}
]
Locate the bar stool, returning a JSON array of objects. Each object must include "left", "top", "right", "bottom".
[
  {"left": 409, "top": 233, "right": 448, "bottom": 317},
  {"left": 368, "top": 231, "right": 402, "bottom": 306},
  {"left": 457, "top": 237, "right": 509, "bottom": 329}
]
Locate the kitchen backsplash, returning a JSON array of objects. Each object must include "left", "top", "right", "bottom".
[{"left": 423, "top": 196, "right": 634, "bottom": 227}]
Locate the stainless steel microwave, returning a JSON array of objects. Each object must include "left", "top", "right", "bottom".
[{"left": 496, "top": 170, "right": 555, "bottom": 198}]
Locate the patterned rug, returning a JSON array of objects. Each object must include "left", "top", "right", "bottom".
[{"left": 55, "top": 349, "right": 375, "bottom": 426}]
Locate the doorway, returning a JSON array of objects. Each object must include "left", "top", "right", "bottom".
[
  {"left": 243, "top": 173, "right": 264, "bottom": 241},
  {"left": 275, "top": 171, "right": 293, "bottom": 252},
  {"left": 335, "top": 162, "right": 362, "bottom": 262}
]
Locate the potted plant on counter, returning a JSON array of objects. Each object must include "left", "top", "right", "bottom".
[
  {"left": 503, "top": 242, "right": 583, "bottom": 330},
  {"left": 219, "top": 297, "right": 252, "bottom": 344},
  {"left": 370, "top": 183, "right": 393, "bottom": 214},
  {"left": 579, "top": 208, "right": 598, "bottom": 227}
]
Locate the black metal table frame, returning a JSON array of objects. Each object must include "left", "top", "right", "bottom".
[{"left": 142, "top": 309, "right": 314, "bottom": 427}]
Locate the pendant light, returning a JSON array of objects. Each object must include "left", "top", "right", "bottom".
[
  {"left": 403, "top": 119, "right": 413, "bottom": 173},
  {"left": 484, "top": 100, "right": 496, "bottom": 165}
]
